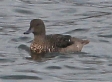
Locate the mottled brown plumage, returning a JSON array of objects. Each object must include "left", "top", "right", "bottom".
[{"left": 24, "top": 19, "right": 89, "bottom": 60}]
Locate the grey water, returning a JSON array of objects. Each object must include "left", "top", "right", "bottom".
[{"left": 0, "top": 0, "right": 112, "bottom": 82}]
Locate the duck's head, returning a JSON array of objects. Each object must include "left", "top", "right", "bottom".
[{"left": 24, "top": 19, "right": 46, "bottom": 35}]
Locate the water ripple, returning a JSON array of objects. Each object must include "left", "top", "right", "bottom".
[
  {"left": 14, "top": 8, "right": 34, "bottom": 15},
  {"left": 65, "top": 28, "right": 89, "bottom": 34},
  {"left": 0, "top": 75, "right": 42, "bottom": 80},
  {"left": 98, "top": 34, "right": 112, "bottom": 38},
  {"left": 46, "top": 66, "right": 62, "bottom": 70},
  {"left": 11, "top": 37, "right": 31, "bottom": 42}
]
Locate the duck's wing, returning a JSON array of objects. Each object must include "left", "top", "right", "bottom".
[
  {"left": 55, "top": 34, "right": 74, "bottom": 48},
  {"left": 47, "top": 34, "right": 74, "bottom": 48}
]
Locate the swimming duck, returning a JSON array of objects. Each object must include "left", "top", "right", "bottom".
[{"left": 24, "top": 19, "right": 89, "bottom": 59}]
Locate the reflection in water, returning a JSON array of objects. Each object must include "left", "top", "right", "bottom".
[{"left": 0, "top": 0, "right": 112, "bottom": 82}]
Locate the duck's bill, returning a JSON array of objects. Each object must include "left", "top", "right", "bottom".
[{"left": 24, "top": 28, "right": 33, "bottom": 34}]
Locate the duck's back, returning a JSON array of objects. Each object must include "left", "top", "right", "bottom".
[
  {"left": 30, "top": 34, "right": 89, "bottom": 54},
  {"left": 30, "top": 34, "right": 73, "bottom": 54}
]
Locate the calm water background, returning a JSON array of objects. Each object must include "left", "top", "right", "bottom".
[{"left": 0, "top": 0, "right": 112, "bottom": 82}]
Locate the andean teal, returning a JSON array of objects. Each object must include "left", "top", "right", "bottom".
[{"left": 24, "top": 19, "right": 89, "bottom": 60}]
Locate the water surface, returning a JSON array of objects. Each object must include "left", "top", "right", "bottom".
[{"left": 0, "top": 0, "right": 112, "bottom": 82}]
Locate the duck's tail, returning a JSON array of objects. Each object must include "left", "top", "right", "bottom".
[{"left": 82, "top": 40, "right": 90, "bottom": 45}]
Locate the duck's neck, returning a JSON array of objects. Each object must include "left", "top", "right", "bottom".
[{"left": 33, "top": 34, "right": 45, "bottom": 43}]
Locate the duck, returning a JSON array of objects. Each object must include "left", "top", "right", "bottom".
[{"left": 24, "top": 19, "right": 89, "bottom": 60}]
